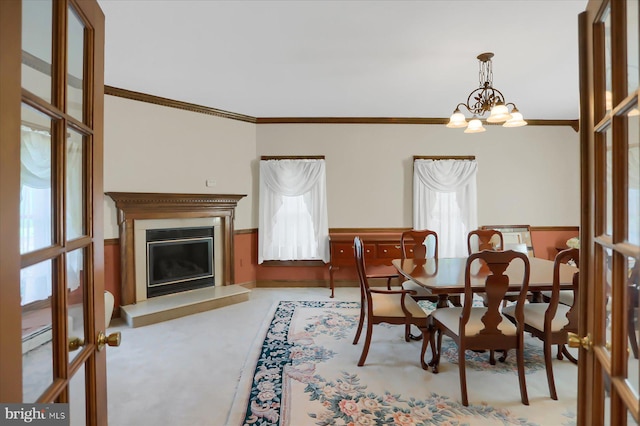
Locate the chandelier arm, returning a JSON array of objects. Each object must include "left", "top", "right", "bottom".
[
  {"left": 455, "top": 102, "right": 473, "bottom": 114},
  {"left": 461, "top": 86, "right": 508, "bottom": 116}
]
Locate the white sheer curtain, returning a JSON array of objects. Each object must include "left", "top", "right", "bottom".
[
  {"left": 20, "top": 126, "right": 53, "bottom": 304},
  {"left": 259, "top": 159, "right": 330, "bottom": 263},
  {"left": 413, "top": 159, "right": 478, "bottom": 258}
]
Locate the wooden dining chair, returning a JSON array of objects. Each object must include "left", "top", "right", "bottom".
[
  {"left": 400, "top": 229, "right": 439, "bottom": 303},
  {"left": 400, "top": 229, "right": 441, "bottom": 340},
  {"left": 502, "top": 248, "right": 579, "bottom": 400},
  {"left": 467, "top": 229, "right": 503, "bottom": 255},
  {"left": 352, "top": 236, "right": 431, "bottom": 369},
  {"left": 430, "top": 249, "right": 531, "bottom": 406}
]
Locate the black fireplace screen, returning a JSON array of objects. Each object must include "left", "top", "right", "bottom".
[{"left": 146, "top": 227, "right": 214, "bottom": 297}]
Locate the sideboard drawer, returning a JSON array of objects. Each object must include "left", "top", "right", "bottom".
[
  {"left": 332, "top": 243, "right": 354, "bottom": 262},
  {"left": 328, "top": 233, "right": 404, "bottom": 297},
  {"left": 377, "top": 243, "right": 402, "bottom": 259},
  {"left": 362, "top": 244, "right": 376, "bottom": 259}
]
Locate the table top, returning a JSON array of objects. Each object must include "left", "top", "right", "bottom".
[{"left": 392, "top": 257, "right": 578, "bottom": 295}]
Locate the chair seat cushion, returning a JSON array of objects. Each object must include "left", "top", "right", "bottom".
[
  {"left": 431, "top": 307, "right": 517, "bottom": 336},
  {"left": 370, "top": 292, "right": 428, "bottom": 318},
  {"left": 402, "top": 280, "right": 434, "bottom": 297},
  {"left": 541, "top": 290, "right": 574, "bottom": 306},
  {"left": 502, "top": 303, "right": 571, "bottom": 332}
]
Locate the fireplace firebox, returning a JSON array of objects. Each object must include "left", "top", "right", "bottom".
[{"left": 146, "top": 227, "right": 215, "bottom": 298}]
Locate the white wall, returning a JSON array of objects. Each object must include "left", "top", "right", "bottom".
[
  {"left": 103, "top": 95, "right": 580, "bottom": 236},
  {"left": 256, "top": 123, "right": 580, "bottom": 228},
  {"left": 103, "top": 95, "right": 257, "bottom": 238}
]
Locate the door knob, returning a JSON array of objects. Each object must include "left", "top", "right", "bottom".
[
  {"left": 68, "top": 336, "right": 85, "bottom": 352},
  {"left": 97, "top": 331, "right": 121, "bottom": 351},
  {"left": 568, "top": 332, "right": 593, "bottom": 351}
]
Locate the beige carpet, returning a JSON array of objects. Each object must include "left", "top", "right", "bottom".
[
  {"left": 105, "top": 288, "right": 578, "bottom": 425},
  {"left": 227, "top": 298, "right": 578, "bottom": 426}
]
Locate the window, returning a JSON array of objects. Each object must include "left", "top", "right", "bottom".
[
  {"left": 413, "top": 158, "right": 478, "bottom": 258},
  {"left": 258, "top": 158, "right": 329, "bottom": 263}
]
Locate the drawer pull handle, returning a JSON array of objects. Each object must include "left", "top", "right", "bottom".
[
  {"left": 383, "top": 249, "right": 387, "bottom": 253},
  {"left": 339, "top": 250, "right": 344, "bottom": 253},
  {"left": 395, "top": 245, "right": 401, "bottom": 249}
]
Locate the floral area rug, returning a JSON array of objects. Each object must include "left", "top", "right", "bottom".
[{"left": 227, "top": 301, "right": 578, "bottom": 426}]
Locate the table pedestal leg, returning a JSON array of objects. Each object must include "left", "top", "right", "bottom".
[{"left": 437, "top": 295, "right": 450, "bottom": 309}]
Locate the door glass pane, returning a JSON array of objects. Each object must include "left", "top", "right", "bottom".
[
  {"left": 67, "top": 249, "right": 85, "bottom": 364},
  {"left": 629, "top": 110, "right": 640, "bottom": 245},
  {"left": 603, "top": 6, "right": 612, "bottom": 114},
  {"left": 605, "top": 127, "right": 613, "bottom": 236},
  {"left": 69, "top": 363, "right": 86, "bottom": 426},
  {"left": 604, "top": 250, "right": 613, "bottom": 357},
  {"left": 20, "top": 105, "right": 53, "bottom": 253},
  {"left": 66, "top": 130, "right": 85, "bottom": 240},
  {"left": 21, "top": 260, "right": 54, "bottom": 402},
  {"left": 21, "top": 0, "right": 52, "bottom": 103},
  {"left": 67, "top": 6, "right": 85, "bottom": 122},
  {"left": 627, "top": 0, "right": 639, "bottom": 99},
  {"left": 627, "top": 256, "right": 639, "bottom": 397}
]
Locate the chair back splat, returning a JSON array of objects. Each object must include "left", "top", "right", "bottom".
[
  {"left": 467, "top": 229, "right": 504, "bottom": 255},
  {"left": 401, "top": 229, "right": 438, "bottom": 260},
  {"left": 400, "top": 230, "right": 446, "bottom": 310}
]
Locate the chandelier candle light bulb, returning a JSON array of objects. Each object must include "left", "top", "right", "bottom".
[{"left": 446, "top": 52, "right": 527, "bottom": 132}]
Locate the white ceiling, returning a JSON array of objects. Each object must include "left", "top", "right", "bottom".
[{"left": 98, "top": 0, "right": 588, "bottom": 120}]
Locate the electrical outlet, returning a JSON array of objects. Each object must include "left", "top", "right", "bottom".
[{"left": 206, "top": 179, "right": 216, "bottom": 187}]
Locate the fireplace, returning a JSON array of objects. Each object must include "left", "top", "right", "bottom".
[
  {"left": 106, "top": 192, "right": 245, "bottom": 307},
  {"left": 146, "top": 226, "right": 215, "bottom": 298}
]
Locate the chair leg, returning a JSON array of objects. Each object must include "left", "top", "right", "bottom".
[
  {"left": 459, "top": 346, "right": 469, "bottom": 406},
  {"left": 406, "top": 324, "right": 423, "bottom": 341},
  {"left": 628, "top": 309, "right": 639, "bottom": 359},
  {"left": 516, "top": 347, "right": 529, "bottom": 405},
  {"left": 430, "top": 328, "right": 443, "bottom": 373},
  {"left": 357, "top": 321, "right": 374, "bottom": 366},
  {"left": 543, "top": 342, "right": 558, "bottom": 400},
  {"left": 561, "top": 345, "right": 578, "bottom": 364},
  {"left": 353, "top": 307, "right": 365, "bottom": 345},
  {"left": 419, "top": 325, "right": 430, "bottom": 370},
  {"left": 489, "top": 350, "right": 496, "bottom": 365}
]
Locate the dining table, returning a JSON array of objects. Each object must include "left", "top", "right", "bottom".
[{"left": 392, "top": 256, "right": 578, "bottom": 308}]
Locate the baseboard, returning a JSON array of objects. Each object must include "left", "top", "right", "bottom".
[{"left": 256, "top": 280, "right": 331, "bottom": 288}]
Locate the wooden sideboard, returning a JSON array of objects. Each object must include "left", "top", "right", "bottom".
[{"left": 328, "top": 233, "right": 403, "bottom": 297}]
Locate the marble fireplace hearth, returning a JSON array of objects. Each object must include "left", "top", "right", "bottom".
[{"left": 106, "top": 192, "right": 250, "bottom": 327}]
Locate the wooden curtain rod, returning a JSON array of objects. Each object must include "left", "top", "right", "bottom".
[
  {"left": 261, "top": 155, "right": 325, "bottom": 160},
  {"left": 413, "top": 155, "right": 476, "bottom": 161}
]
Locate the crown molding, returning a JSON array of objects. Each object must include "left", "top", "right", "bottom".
[
  {"left": 104, "top": 86, "right": 257, "bottom": 123},
  {"left": 104, "top": 85, "right": 579, "bottom": 131},
  {"left": 257, "top": 116, "right": 579, "bottom": 131}
]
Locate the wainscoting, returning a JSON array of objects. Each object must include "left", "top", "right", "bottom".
[{"left": 104, "top": 226, "right": 578, "bottom": 318}]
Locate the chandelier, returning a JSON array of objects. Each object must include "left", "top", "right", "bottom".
[{"left": 446, "top": 52, "right": 527, "bottom": 133}]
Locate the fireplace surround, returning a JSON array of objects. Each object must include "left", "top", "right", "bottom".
[{"left": 106, "top": 192, "right": 245, "bottom": 306}]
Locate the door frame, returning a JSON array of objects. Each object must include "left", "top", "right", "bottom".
[
  {"left": 0, "top": 0, "right": 107, "bottom": 423},
  {"left": 578, "top": 0, "right": 640, "bottom": 424}
]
